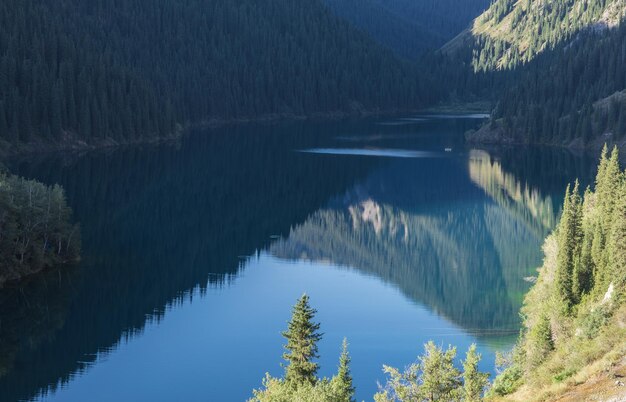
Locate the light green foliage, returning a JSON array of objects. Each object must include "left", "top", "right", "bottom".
[
  {"left": 329, "top": 339, "right": 355, "bottom": 402},
  {"left": 591, "top": 146, "right": 624, "bottom": 295},
  {"left": 606, "top": 179, "right": 626, "bottom": 290},
  {"left": 488, "top": 348, "right": 524, "bottom": 396},
  {"left": 471, "top": 0, "right": 622, "bottom": 71},
  {"left": 526, "top": 314, "right": 554, "bottom": 368},
  {"left": 492, "top": 146, "right": 626, "bottom": 396},
  {"left": 282, "top": 294, "right": 323, "bottom": 385},
  {"left": 552, "top": 367, "right": 577, "bottom": 382},
  {"left": 577, "top": 186, "right": 596, "bottom": 296},
  {"left": 489, "top": 365, "right": 522, "bottom": 397},
  {"left": 250, "top": 374, "right": 336, "bottom": 402},
  {"left": 590, "top": 146, "right": 610, "bottom": 276},
  {"left": 0, "top": 172, "right": 80, "bottom": 284},
  {"left": 580, "top": 305, "right": 611, "bottom": 340},
  {"left": 419, "top": 342, "right": 462, "bottom": 401},
  {"left": 375, "top": 342, "right": 488, "bottom": 401},
  {"left": 462, "top": 344, "right": 489, "bottom": 402},
  {"left": 374, "top": 364, "right": 421, "bottom": 402}
]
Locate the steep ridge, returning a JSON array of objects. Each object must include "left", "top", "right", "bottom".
[
  {"left": 322, "top": 0, "right": 490, "bottom": 59},
  {"left": 443, "top": 0, "right": 626, "bottom": 71},
  {"left": 444, "top": 0, "right": 626, "bottom": 148}
]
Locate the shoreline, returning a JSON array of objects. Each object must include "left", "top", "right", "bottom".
[
  {"left": 466, "top": 122, "right": 626, "bottom": 159},
  {"left": 0, "top": 108, "right": 426, "bottom": 159},
  {"left": 0, "top": 103, "right": 495, "bottom": 160}
]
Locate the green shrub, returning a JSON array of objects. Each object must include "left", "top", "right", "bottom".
[
  {"left": 489, "top": 365, "right": 523, "bottom": 396},
  {"left": 553, "top": 367, "right": 577, "bottom": 382},
  {"left": 580, "top": 305, "right": 611, "bottom": 339}
]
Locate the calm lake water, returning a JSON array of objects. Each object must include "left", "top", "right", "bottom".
[{"left": 1, "top": 116, "right": 597, "bottom": 401}]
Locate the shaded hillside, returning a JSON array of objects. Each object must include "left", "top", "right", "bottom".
[
  {"left": 443, "top": 0, "right": 626, "bottom": 71},
  {"left": 467, "top": 23, "right": 626, "bottom": 148},
  {"left": 0, "top": 0, "right": 428, "bottom": 153},
  {"left": 322, "top": 0, "right": 490, "bottom": 59},
  {"left": 440, "top": 0, "right": 626, "bottom": 148}
]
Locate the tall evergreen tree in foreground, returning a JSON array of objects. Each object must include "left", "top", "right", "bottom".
[
  {"left": 462, "top": 344, "right": 489, "bottom": 402},
  {"left": 330, "top": 338, "right": 356, "bottom": 402},
  {"left": 555, "top": 181, "right": 583, "bottom": 311},
  {"left": 250, "top": 295, "right": 355, "bottom": 402},
  {"left": 282, "top": 294, "right": 323, "bottom": 385}
]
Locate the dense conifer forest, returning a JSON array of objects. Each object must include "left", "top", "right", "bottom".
[
  {"left": 461, "top": 0, "right": 625, "bottom": 72},
  {"left": 486, "top": 25, "right": 626, "bottom": 146},
  {"left": 0, "top": 0, "right": 431, "bottom": 151},
  {"left": 321, "top": 0, "right": 491, "bottom": 59},
  {"left": 2, "top": 0, "right": 624, "bottom": 150},
  {"left": 452, "top": 0, "right": 626, "bottom": 146}
]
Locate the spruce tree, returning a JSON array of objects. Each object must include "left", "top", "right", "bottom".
[
  {"left": 282, "top": 294, "right": 323, "bottom": 386},
  {"left": 593, "top": 147, "right": 622, "bottom": 293},
  {"left": 462, "top": 344, "right": 489, "bottom": 402},
  {"left": 576, "top": 187, "right": 596, "bottom": 298},
  {"left": 331, "top": 338, "right": 355, "bottom": 402},
  {"left": 569, "top": 180, "right": 584, "bottom": 302},
  {"left": 556, "top": 184, "right": 576, "bottom": 310},
  {"left": 607, "top": 180, "right": 626, "bottom": 288}
]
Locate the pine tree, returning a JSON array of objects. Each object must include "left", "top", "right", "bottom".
[
  {"left": 590, "top": 146, "right": 608, "bottom": 275},
  {"left": 462, "top": 344, "right": 489, "bottom": 402},
  {"left": 606, "top": 180, "right": 626, "bottom": 288},
  {"left": 419, "top": 342, "right": 462, "bottom": 401},
  {"left": 282, "top": 294, "right": 323, "bottom": 386},
  {"left": 569, "top": 180, "right": 584, "bottom": 302},
  {"left": 331, "top": 338, "right": 355, "bottom": 402},
  {"left": 577, "top": 186, "right": 596, "bottom": 296},
  {"left": 556, "top": 184, "right": 577, "bottom": 310},
  {"left": 592, "top": 146, "right": 622, "bottom": 294}
]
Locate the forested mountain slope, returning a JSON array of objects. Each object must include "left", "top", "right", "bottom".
[
  {"left": 444, "top": 0, "right": 626, "bottom": 71},
  {"left": 468, "top": 23, "right": 626, "bottom": 147},
  {"left": 444, "top": 0, "right": 626, "bottom": 147},
  {"left": 0, "top": 0, "right": 428, "bottom": 153},
  {"left": 490, "top": 147, "right": 626, "bottom": 401},
  {"left": 321, "top": 0, "right": 490, "bottom": 59}
]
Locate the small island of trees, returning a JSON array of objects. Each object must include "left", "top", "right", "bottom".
[{"left": 0, "top": 171, "right": 80, "bottom": 286}]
